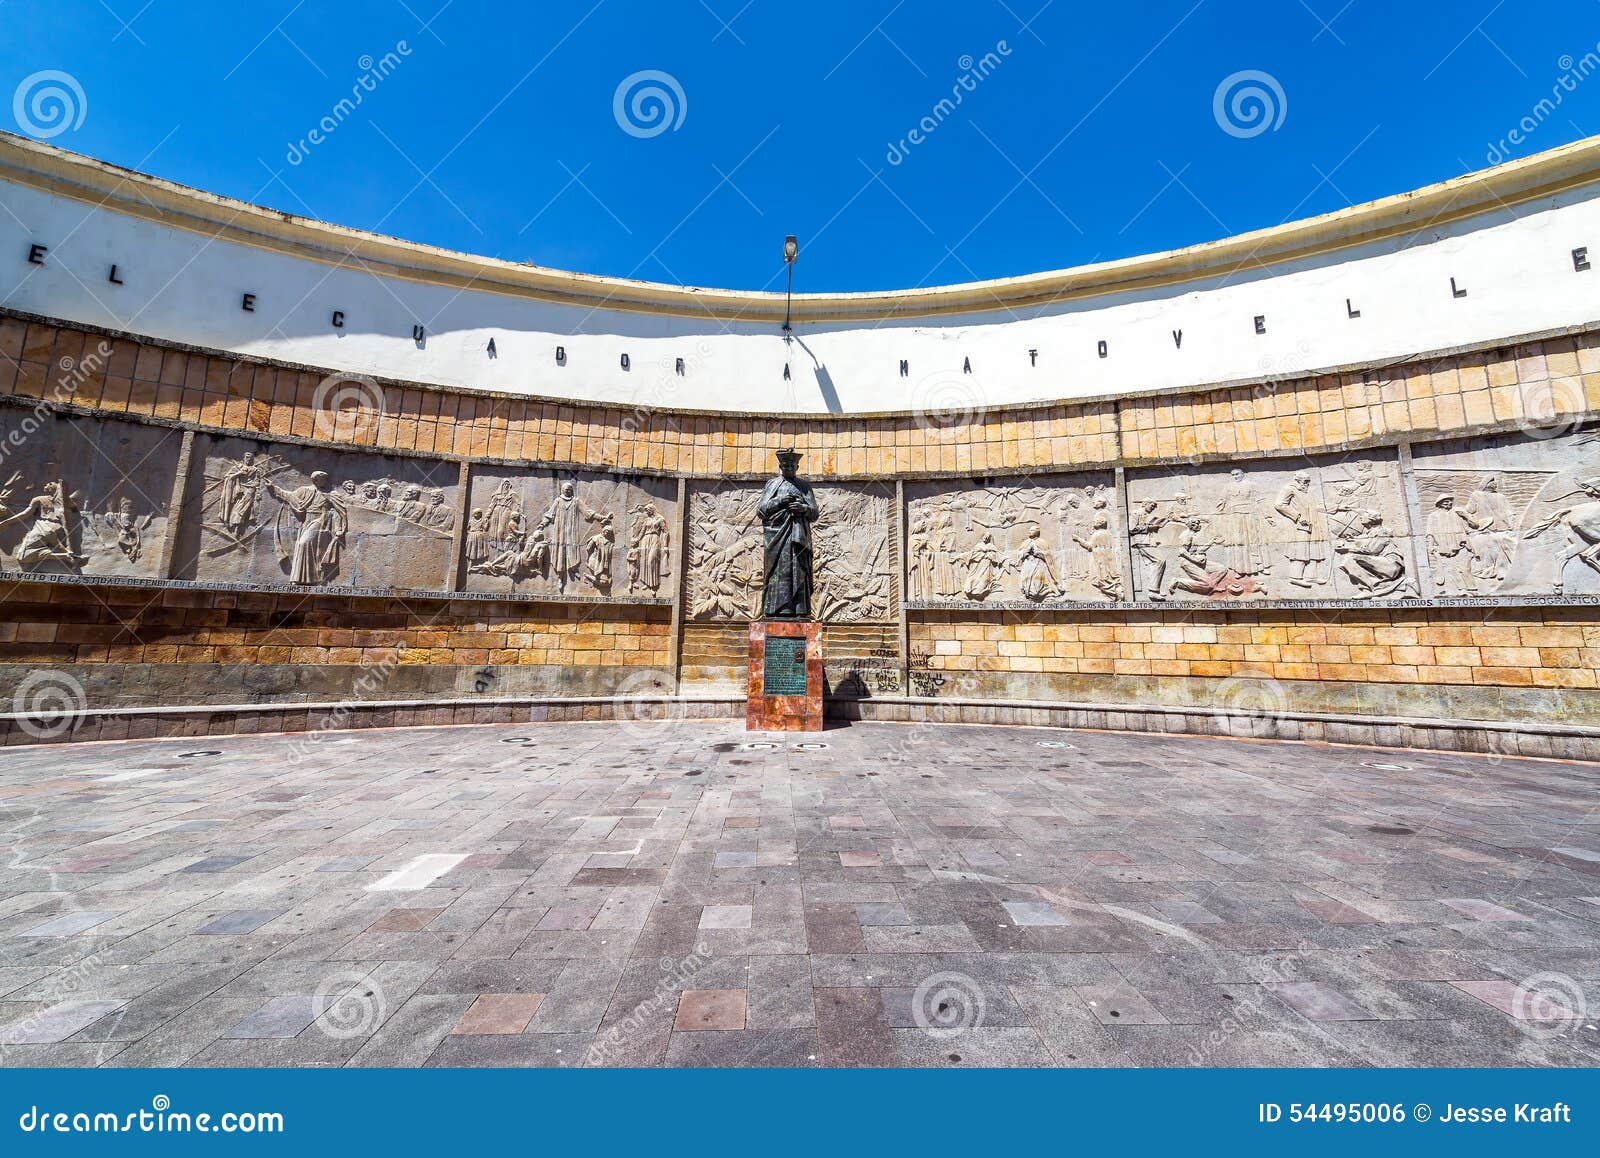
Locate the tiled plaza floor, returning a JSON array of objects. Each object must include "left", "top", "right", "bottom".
[{"left": 1, "top": 719, "right": 1598, "bottom": 1067}]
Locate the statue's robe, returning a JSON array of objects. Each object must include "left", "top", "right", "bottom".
[{"left": 758, "top": 476, "right": 819, "bottom": 618}]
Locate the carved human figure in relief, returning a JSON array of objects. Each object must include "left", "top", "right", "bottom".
[
  {"left": 423, "top": 489, "right": 455, "bottom": 532},
  {"left": 0, "top": 480, "right": 86, "bottom": 568},
  {"left": 1213, "top": 469, "right": 1270, "bottom": 578},
  {"left": 1272, "top": 473, "right": 1328, "bottom": 589},
  {"left": 931, "top": 507, "right": 963, "bottom": 598},
  {"left": 627, "top": 502, "right": 670, "bottom": 594},
  {"left": 1016, "top": 524, "right": 1060, "bottom": 601},
  {"left": 1520, "top": 477, "right": 1600, "bottom": 595},
  {"left": 1075, "top": 512, "right": 1123, "bottom": 598},
  {"left": 539, "top": 480, "right": 603, "bottom": 592},
  {"left": 478, "top": 513, "right": 528, "bottom": 576},
  {"left": 266, "top": 470, "right": 348, "bottom": 586},
  {"left": 102, "top": 497, "right": 156, "bottom": 563},
  {"left": 584, "top": 513, "right": 615, "bottom": 589},
  {"left": 1169, "top": 517, "right": 1220, "bottom": 596},
  {"left": 1464, "top": 475, "right": 1514, "bottom": 583},
  {"left": 1128, "top": 500, "right": 1170, "bottom": 600},
  {"left": 219, "top": 451, "right": 265, "bottom": 533},
  {"left": 464, "top": 508, "right": 490, "bottom": 568},
  {"left": 1426, "top": 494, "right": 1476, "bottom": 595},
  {"left": 485, "top": 479, "right": 520, "bottom": 545},
  {"left": 907, "top": 510, "right": 933, "bottom": 602},
  {"left": 961, "top": 532, "right": 1002, "bottom": 600},
  {"left": 1334, "top": 509, "right": 1412, "bottom": 597},
  {"left": 397, "top": 484, "right": 426, "bottom": 524},
  {"left": 758, "top": 450, "right": 820, "bottom": 619}
]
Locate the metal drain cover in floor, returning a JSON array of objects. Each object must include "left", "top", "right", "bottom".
[
  {"left": 741, "top": 742, "right": 780, "bottom": 751},
  {"left": 177, "top": 750, "right": 222, "bottom": 759},
  {"left": 1037, "top": 741, "right": 1075, "bottom": 749},
  {"left": 794, "top": 742, "right": 830, "bottom": 750},
  {"left": 500, "top": 736, "right": 534, "bottom": 744},
  {"left": 1364, "top": 761, "right": 1412, "bottom": 771}
]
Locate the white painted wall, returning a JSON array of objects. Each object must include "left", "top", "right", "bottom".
[{"left": 3, "top": 175, "right": 1599, "bottom": 414}]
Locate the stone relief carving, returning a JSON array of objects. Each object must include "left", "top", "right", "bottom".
[
  {"left": 906, "top": 478, "right": 1122, "bottom": 605},
  {"left": 1125, "top": 456, "right": 1417, "bottom": 601},
  {"left": 1411, "top": 426, "right": 1600, "bottom": 596},
  {"left": 460, "top": 469, "right": 675, "bottom": 599},
  {"left": 0, "top": 412, "right": 179, "bottom": 579},
  {"left": 686, "top": 481, "right": 895, "bottom": 622},
  {"left": 177, "top": 435, "right": 458, "bottom": 591}
]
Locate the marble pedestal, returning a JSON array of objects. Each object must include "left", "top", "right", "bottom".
[{"left": 747, "top": 619, "right": 823, "bottom": 732}]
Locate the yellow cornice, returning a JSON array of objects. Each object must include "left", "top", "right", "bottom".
[{"left": 4, "top": 130, "right": 1600, "bottom": 324}]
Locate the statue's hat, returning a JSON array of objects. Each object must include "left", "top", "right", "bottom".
[{"left": 776, "top": 448, "right": 802, "bottom": 469}]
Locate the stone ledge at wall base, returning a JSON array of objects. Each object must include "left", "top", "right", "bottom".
[
  {"left": 5, "top": 691, "right": 1599, "bottom": 761},
  {"left": 747, "top": 620, "right": 824, "bottom": 732}
]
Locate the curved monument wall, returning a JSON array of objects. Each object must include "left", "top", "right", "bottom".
[
  {"left": 4, "top": 135, "right": 1600, "bottom": 756},
  {"left": 2, "top": 307, "right": 1599, "bottom": 756}
]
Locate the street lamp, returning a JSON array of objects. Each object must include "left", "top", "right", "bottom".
[{"left": 782, "top": 234, "right": 798, "bottom": 341}]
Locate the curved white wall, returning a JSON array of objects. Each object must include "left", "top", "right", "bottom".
[{"left": 3, "top": 167, "right": 1600, "bottom": 414}]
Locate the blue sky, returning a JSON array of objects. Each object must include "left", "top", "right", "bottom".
[{"left": 3, "top": 0, "right": 1599, "bottom": 292}]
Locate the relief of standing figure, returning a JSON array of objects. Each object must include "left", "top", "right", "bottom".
[
  {"left": 266, "top": 470, "right": 348, "bottom": 586},
  {"left": 1016, "top": 525, "right": 1060, "bottom": 601},
  {"left": 539, "top": 480, "right": 603, "bottom": 592}
]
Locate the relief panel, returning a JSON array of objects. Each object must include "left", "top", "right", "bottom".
[
  {"left": 174, "top": 434, "right": 459, "bottom": 592},
  {"left": 1410, "top": 425, "right": 1600, "bottom": 597},
  {"left": 1124, "top": 454, "right": 1417, "bottom": 602},
  {"left": 686, "top": 480, "right": 896, "bottom": 622},
  {"left": 0, "top": 410, "right": 181, "bottom": 580},
  {"left": 906, "top": 476, "right": 1123, "bottom": 606},
  {"left": 460, "top": 468, "right": 677, "bottom": 600}
]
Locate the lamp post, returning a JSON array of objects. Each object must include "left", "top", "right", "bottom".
[{"left": 782, "top": 234, "right": 798, "bottom": 342}]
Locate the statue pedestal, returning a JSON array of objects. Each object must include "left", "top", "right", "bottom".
[{"left": 747, "top": 620, "right": 823, "bottom": 732}]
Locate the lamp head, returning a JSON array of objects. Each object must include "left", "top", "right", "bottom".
[{"left": 783, "top": 234, "right": 798, "bottom": 263}]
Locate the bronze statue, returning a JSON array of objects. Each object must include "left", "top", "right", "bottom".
[{"left": 758, "top": 449, "right": 819, "bottom": 618}]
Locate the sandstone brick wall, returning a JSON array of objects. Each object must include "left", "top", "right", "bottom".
[
  {"left": 0, "top": 582, "right": 670, "bottom": 707},
  {"left": 8, "top": 312, "right": 1592, "bottom": 479},
  {"left": 6, "top": 310, "right": 1600, "bottom": 739}
]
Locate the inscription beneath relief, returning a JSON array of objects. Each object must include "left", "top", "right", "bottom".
[{"left": 762, "top": 637, "right": 809, "bottom": 696}]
